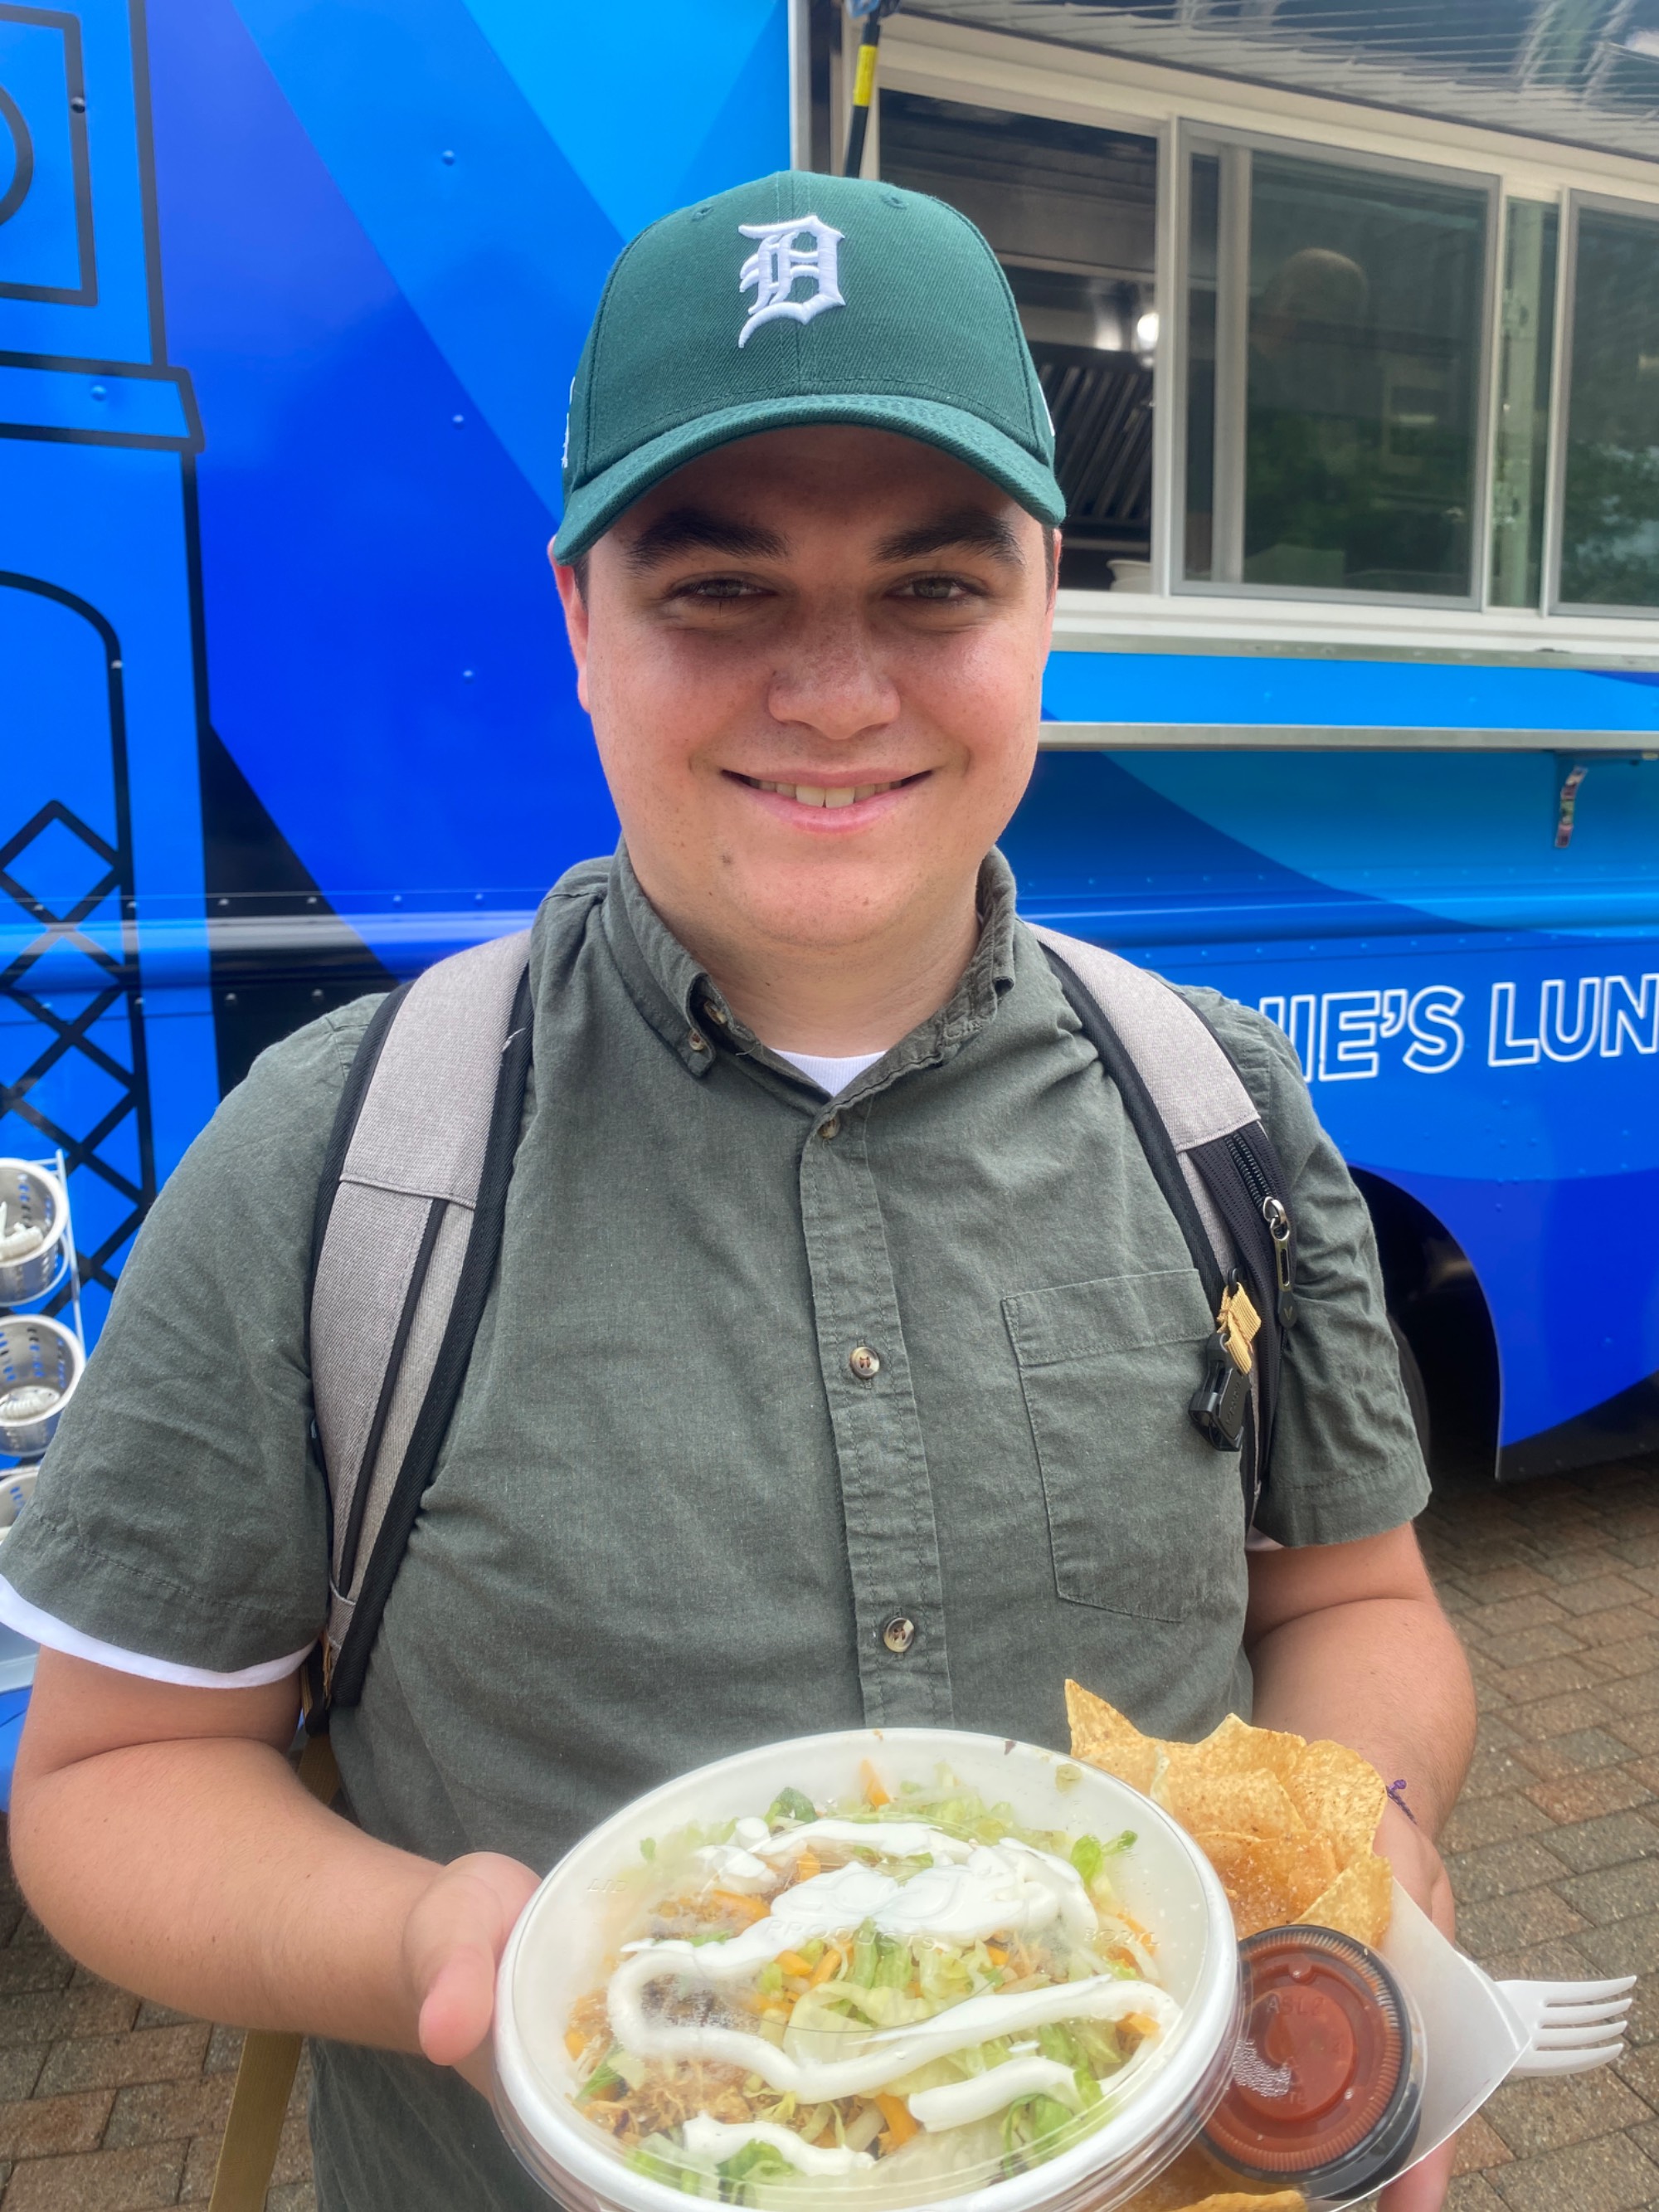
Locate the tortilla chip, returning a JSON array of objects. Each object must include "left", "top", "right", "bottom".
[
  {"left": 1180, "top": 2198, "right": 1305, "bottom": 2211},
  {"left": 1118, "top": 2141, "right": 1305, "bottom": 2210},
  {"left": 1195, "top": 1830, "right": 1338, "bottom": 1939},
  {"left": 1066, "top": 1683, "right": 1394, "bottom": 1950},
  {"left": 1190, "top": 1711, "right": 1307, "bottom": 1783},
  {"left": 1180, "top": 2197, "right": 1306, "bottom": 2210},
  {"left": 1297, "top": 1852, "right": 1394, "bottom": 1947},
  {"left": 1287, "top": 1739, "right": 1388, "bottom": 1867},
  {"left": 1161, "top": 1763, "right": 1306, "bottom": 1841},
  {"left": 1066, "top": 1678, "right": 1160, "bottom": 1793}
]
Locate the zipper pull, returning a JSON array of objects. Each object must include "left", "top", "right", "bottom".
[{"left": 1263, "top": 1196, "right": 1297, "bottom": 1327}]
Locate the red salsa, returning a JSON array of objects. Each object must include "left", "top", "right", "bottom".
[{"left": 1203, "top": 1926, "right": 1422, "bottom": 2200}]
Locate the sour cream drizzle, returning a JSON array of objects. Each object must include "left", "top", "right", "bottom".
[
  {"left": 906, "top": 2058, "right": 1081, "bottom": 2132},
  {"left": 679, "top": 2117, "right": 874, "bottom": 2175},
  {"left": 600, "top": 1820, "right": 1176, "bottom": 2135},
  {"left": 608, "top": 1964, "right": 1176, "bottom": 2102}
]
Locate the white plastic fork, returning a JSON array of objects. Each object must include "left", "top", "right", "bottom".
[{"left": 1494, "top": 1973, "right": 1636, "bottom": 2076}]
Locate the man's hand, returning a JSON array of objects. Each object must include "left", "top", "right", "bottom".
[
  {"left": 1373, "top": 1798, "right": 1458, "bottom": 2212},
  {"left": 1375, "top": 1795, "right": 1454, "bottom": 1945},
  {"left": 401, "top": 1852, "right": 542, "bottom": 2092}
]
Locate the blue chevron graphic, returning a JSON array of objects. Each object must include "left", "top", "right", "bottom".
[
  {"left": 229, "top": 0, "right": 787, "bottom": 519},
  {"left": 460, "top": 0, "right": 782, "bottom": 242}
]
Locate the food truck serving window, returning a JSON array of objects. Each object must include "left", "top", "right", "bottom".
[{"left": 1182, "top": 140, "right": 1492, "bottom": 603}]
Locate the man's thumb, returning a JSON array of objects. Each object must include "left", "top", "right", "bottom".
[{"left": 417, "top": 1940, "right": 498, "bottom": 2068}]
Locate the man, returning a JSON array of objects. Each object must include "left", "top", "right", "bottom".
[{"left": 2, "top": 172, "right": 1471, "bottom": 2210}]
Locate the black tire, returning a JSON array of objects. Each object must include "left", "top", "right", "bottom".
[{"left": 1389, "top": 1315, "right": 1433, "bottom": 1466}]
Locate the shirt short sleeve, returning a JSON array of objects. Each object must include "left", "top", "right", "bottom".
[
  {"left": 1177, "top": 987, "right": 1431, "bottom": 1549},
  {"left": 0, "top": 999, "right": 382, "bottom": 1673}
]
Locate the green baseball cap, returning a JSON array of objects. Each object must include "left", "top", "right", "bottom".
[{"left": 553, "top": 169, "right": 1065, "bottom": 560}]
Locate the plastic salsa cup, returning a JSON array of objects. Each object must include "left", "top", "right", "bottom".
[
  {"left": 1203, "top": 1925, "right": 1423, "bottom": 2203},
  {"left": 490, "top": 1728, "right": 1243, "bottom": 2212}
]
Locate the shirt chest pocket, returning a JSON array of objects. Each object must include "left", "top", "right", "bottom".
[{"left": 1003, "top": 1269, "right": 1247, "bottom": 1626}]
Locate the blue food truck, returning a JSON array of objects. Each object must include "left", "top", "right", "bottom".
[{"left": 2, "top": 0, "right": 1657, "bottom": 1515}]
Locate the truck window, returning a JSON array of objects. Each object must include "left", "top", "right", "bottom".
[
  {"left": 1185, "top": 142, "right": 1491, "bottom": 599},
  {"left": 1559, "top": 202, "right": 1659, "bottom": 610},
  {"left": 880, "top": 89, "right": 1158, "bottom": 591}
]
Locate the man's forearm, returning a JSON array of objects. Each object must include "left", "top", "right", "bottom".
[
  {"left": 12, "top": 1729, "right": 440, "bottom": 2046},
  {"left": 1248, "top": 1593, "right": 1475, "bottom": 1837}
]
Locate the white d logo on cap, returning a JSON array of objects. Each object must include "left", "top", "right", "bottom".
[{"left": 737, "top": 216, "right": 845, "bottom": 348}]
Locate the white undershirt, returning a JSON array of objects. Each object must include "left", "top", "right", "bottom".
[
  {"left": 772, "top": 1046, "right": 885, "bottom": 1095},
  {"left": 0, "top": 1570, "right": 313, "bottom": 1687}
]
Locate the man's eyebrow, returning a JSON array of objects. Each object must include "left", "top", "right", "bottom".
[
  {"left": 876, "top": 509, "right": 1026, "bottom": 567},
  {"left": 622, "top": 508, "right": 787, "bottom": 571}
]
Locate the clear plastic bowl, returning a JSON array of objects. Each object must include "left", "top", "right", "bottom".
[{"left": 492, "top": 1728, "right": 1242, "bottom": 2212}]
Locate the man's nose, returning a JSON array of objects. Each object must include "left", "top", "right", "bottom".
[{"left": 766, "top": 608, "right": 900, "bottom": 743}]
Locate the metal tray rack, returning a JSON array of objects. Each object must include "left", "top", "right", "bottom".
[{"left": 0, "top": 1154, "right": 88, "bottom": 1692}]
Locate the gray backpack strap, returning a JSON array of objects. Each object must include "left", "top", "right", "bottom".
[
  {"left": 1028, "top": 928, "right": 1258, "bottom": 1145},
  {"left": 309, "top": 929, "right": 533, "bottom": 1708},
  {"left": 1032, "top": 924, "right": 1299, "bottom": 1510},
  {"left": 1029, "top": 923, "right": 1258, "bottom": 1270}
]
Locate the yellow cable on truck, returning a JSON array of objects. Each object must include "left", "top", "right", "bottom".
[{"left": 842, "top": 0, "right": 902, "bottom": 178}]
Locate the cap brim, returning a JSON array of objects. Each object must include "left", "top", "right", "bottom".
[{"left": 552, "top": 393, "right": 1066, "bottom": 561}]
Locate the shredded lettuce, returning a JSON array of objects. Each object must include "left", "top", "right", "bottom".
[
  {"left": 768, "top": 1786, "right": 817, "bottom": 1825},
  {"left": 721, "top": 2142, "right": 798, "bottom": 2190},
  {"left": 576, "top": 2051, "right": 623, "bottom": 2104},
  {"left": 1001, "top": 2092, "right": 1082, "bottom": 2177},
  {"left": 1069, "top": 1830, "right": 1136, "bottom": 1887},
  {"left": 825, "top": 1774, "right": 1074, "bottom": 1857}
]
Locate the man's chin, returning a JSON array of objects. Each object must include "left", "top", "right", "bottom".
[{"left": 715, "top": 870, "right": 927, "bottom": 958}]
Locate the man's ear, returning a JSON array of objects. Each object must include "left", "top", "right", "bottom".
[
  {"left": 550, "top": 546, "right": 592, "bottom": 712},
  {"left": 1042, "top": 529, "right": 1062, "bottom": 649}
]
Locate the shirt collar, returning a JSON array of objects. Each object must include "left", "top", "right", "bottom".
[{"left": 598, "top": 842, "right": 1020, "bottom": 1098}]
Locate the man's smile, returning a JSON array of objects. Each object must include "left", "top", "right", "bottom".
[{"left": 727, "top": 769, "right": 929, "bottom": 813}]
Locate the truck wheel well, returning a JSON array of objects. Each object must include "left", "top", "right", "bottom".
[{"left": 1350, "top": 1170, "right": 1500, "bottom": 1489}]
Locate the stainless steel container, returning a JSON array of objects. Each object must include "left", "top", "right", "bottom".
[
  {"left": 0, "top": 1316, "right": 82, "bottom": 1458},
  {"left": 0, "top": 1163, "right": 69, "bottom": 1308}
]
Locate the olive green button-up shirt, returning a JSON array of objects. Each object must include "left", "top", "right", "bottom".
[{"left": 4, "top": 846, "right": 1426, "bottom": 2211}]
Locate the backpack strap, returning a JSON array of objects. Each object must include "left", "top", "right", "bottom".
[
  {"left": 309, "top": 929, "right": 533, "bottom": 1713},
  {"left": 1032, "top": 925, "right": 1299, "bottom": 1515}
]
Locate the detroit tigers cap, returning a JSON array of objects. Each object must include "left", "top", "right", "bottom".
[{"left": 552, "top": 168, "right": 1066, "bottom": 561}]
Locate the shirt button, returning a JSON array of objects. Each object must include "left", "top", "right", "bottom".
[
  {"left": 882, "top": 1615, "right": 917, "bottom": 1655},
  {"left": 687, "top": 1030, "right": 709, "bottom": 1054},
  {"left": 849, "top": 1344, "right": 881, "bottom": 1380},
  {"left": 703, "top": 1002, "right": 728, "bottom": 1026},
  {"left": 820, "top": 1114, "right": 841, "bottom": 1140}
]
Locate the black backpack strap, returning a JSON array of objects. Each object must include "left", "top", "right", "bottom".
[
  {"left": 1035, "top": 928, "right": 1299, "bottom": 1518},
  {"left": 307, "top": 932, "right": 533, "bottom": 1714}
]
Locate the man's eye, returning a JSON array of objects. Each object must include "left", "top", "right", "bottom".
[
  {"left": 898, "top": 575, "right": 972, "bottom": 602},
  {"left": 676, "top": 576, "right": 763, "bottom": 602}
]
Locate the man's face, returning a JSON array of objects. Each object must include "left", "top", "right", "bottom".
[{"left": 553, "top": 426, "right": 1055, "bottom": 965}]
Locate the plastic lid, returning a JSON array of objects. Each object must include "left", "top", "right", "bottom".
[{"left": 1201, "top": 1926, "right": 1421, "bottom": 2199}]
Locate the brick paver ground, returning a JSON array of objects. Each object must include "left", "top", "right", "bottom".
[{"left": 2, "top": 1457, "right": 1659, "bottom": 2208}]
